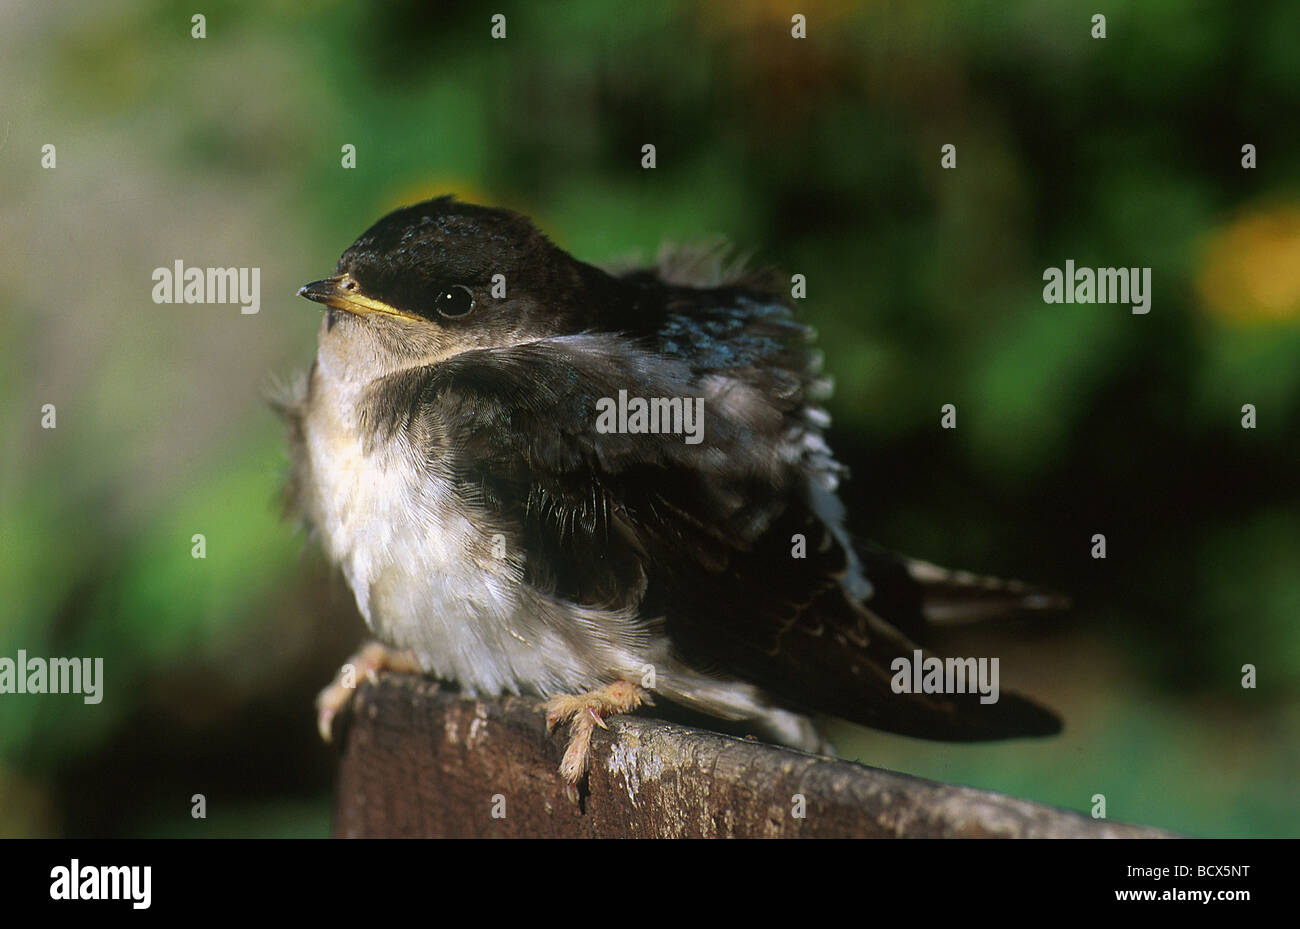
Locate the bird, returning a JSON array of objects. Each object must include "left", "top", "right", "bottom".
[{"left": 277, "top": 195, "right": 1062, "bottom": 790}]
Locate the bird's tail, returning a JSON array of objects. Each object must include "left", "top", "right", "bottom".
[
  {"left": 854, "top": 542, "right": 1067, "bottom": 641},
  {"left": 781, "top": 541, "right": 1069, "bottom": 741}
]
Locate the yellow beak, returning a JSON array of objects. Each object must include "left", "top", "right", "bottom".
[{"left": 297, "top": 274, "right": 421, "bottom": 321}]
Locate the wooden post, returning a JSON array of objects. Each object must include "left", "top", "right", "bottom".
[{"left": 333, "top": 674, "right": 1174, "bottom": 838}]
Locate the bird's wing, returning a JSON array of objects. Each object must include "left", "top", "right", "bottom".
[{"left": 388, "top": 315, "right": 1058, "bottom": 739}]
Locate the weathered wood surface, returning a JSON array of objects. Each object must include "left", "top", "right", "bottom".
[{"left": 333, "top": 674, "right": 1174, "bottom": 838}]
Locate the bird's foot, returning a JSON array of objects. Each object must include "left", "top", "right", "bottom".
[
  {"left": 544, "top": 680, "right": 651, "bottom": 798},
  {"left": 316, "top": 641, "right": 421, "bottom": 742}
]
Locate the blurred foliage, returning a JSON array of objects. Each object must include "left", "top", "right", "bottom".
[{"left": 0, "top": 0, "right": 1296, "bottom": 837}]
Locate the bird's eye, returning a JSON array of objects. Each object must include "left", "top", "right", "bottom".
[{"left": 434, "top": 285, "right": 475, "bottom": 318}]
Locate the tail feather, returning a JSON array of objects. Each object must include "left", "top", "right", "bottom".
[
  {"left": 902, "top": 557, "right": 1070, "bottom": 625},
  {"left": 855, "top": 542, "right": 1067, "bottom": 640}
]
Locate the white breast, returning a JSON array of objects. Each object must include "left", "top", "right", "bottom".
[
  {"left": 301, "top": 355, "right": 634, "bottom": 697},
  {"left": 304, "top": 394, "right": 440, "bottom": 626}
]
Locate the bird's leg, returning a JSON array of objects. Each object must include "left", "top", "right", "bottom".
[
  {"left": 316, "top": 640, "right": 422, "bottom": 742},
  {"left": 545, "top": 680, "right": 652, "bottom": 791}
]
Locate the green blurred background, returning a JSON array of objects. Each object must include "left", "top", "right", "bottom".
[{"left": 2, "top": 0, "right": 1297, "bottom": 837}]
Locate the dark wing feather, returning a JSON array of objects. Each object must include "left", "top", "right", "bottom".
[{"left": 386, "top": 286, "right": 1058, "bottom": 740}]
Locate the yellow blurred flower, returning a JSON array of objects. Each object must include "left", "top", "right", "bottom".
[{"left": 1198, "top": 206, "right": 1300, "bottom": 323}]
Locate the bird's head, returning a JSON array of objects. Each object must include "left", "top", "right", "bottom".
[{"left": 299, "top": 196, "right": 614, "bottom": 367}]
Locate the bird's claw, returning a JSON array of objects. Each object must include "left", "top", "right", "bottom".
[
  {"left": 543, "top": 680, "right": 650, "bottom": 795},
  {"left": 315, "top": 641, "right": 421, "bottom": 743}
]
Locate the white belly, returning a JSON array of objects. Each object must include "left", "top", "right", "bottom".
[
  {"left": 301, "top": 363, "right": 630, "bottom": 697},
  {"left": 301, "top": 371, "right": 523, "bottom": 686}
]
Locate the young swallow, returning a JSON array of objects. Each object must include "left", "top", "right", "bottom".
[{"left": 279, "top": 196, "right": 1061, "bottom": 788}]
